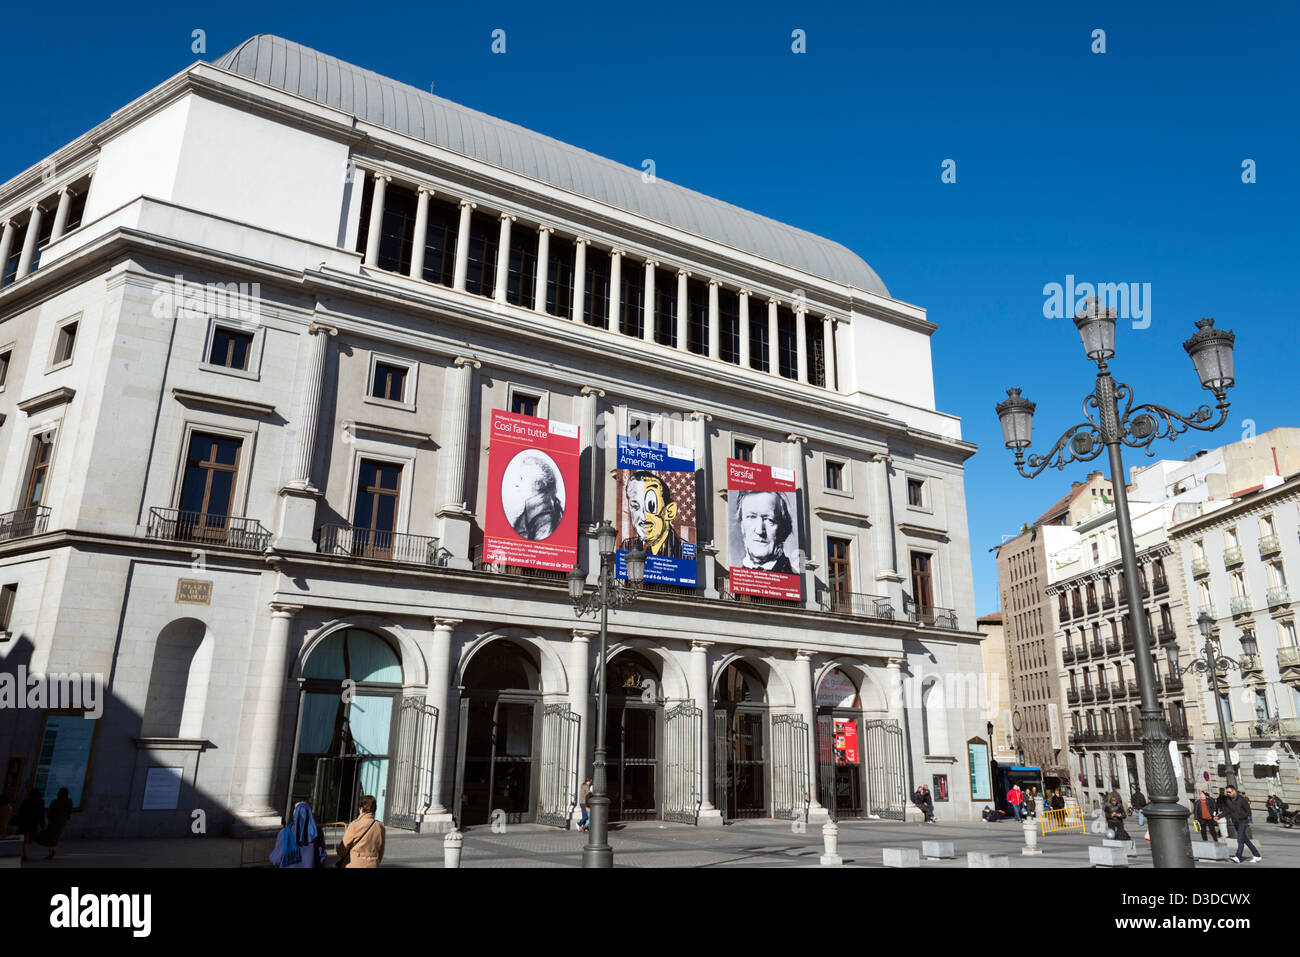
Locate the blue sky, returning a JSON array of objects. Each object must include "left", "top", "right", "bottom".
[{"left": 4, "top": 0, "right": 1296, "bottom": 616}]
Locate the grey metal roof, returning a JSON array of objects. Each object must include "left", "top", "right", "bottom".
[{"left": 212, "top": 35, "right": 889, "bottom": 297}]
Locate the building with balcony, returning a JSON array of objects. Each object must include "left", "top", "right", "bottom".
[
  {"left": 1169, "top": 456, "right": 1300, "bottom": 808},
  {"left": 0, "top": 36, "right": 983, "bottom": 837}
]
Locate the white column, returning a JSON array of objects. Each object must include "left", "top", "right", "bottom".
[
  {"left": 438, "top": 357, "right": 479, "bottom": 512},
  {"left": 708, "top": 280, "right": 721, "bottom": 359},
  {"left": 823, "top": 316, "right": 837, "bottom": 390},
  {"left": 570, "top": 630, "right": 594, "bottom": 811},
  {"left": 642, "top": 261, "right": 657, "bottom": 342},
  {"left": 767, "top": 298, "right": 780, "bottom": 375},
  {"left": 494, "top": 213, "right": 514, "bottom": 302},
  {"left": 794, "top": 650, "right": 827, "bottom": 821},
  {"left": 795, "top": 306, "right": 808, "bottom": 382},
  {"left": 676, "top": 270, "right": 689, "bottom": 349},
  {"left": 0, "top": 221, "right": 14, "bottom": 284},
  {"left": 241, "top": 603, "right": 303, "bottom": 817},
  {"left": 15, "top": 205, "right": 43, "bottom": 280},
  {"left": 608, "top": 250, "right": 623, "bottom": 332},
  {"left": 362, "top": 173, "right": 389, "bottom": 267},
  {"left": 571, "top": 238, "right": 588, "bottom": 322},
  {"left": 691, "top": 640, "right": 722, "bottom": 824},
  {"left": 427, "top": 618, "right": 459, "bottom": 818},
  {"left": 577, "top": 387, "right": 605, "bottom": 524},
  {"left": 534, "top": 226, "right": 552, "bottom": 312},
  {"left": 884, "top": 657, "right": 907, "bottom": 811},
  {"left": 738, "top": 290, "right": 751, "bottom": 369},
  {"left": 49, "top": 187, "right": 72, "bottom": 243},
  {"left": 287, "top": 323, "right": 338, "bottom": 489},
  {"left": 692, "top": 411, "right": 715, "bottom": 596},
  {"left": 453, "top": 200, "right": 476, "bottom": 291},
  {"left": 409, "top": 187, "right": 431, "bottom": 279}
]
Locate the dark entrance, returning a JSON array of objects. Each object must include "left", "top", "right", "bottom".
[
  {"left": 815, "top": 667, "right": 865, "bottom": 820},
  {"left": 455, "top": 641, "right": 540, "bottom": 827},
  {"left": 603, "top": 652, "right": 661, "bottom": 822},
  {"left": 713, "top": 661, "right": 768, "bottom": 820}
]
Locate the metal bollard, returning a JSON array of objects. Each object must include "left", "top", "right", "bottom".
[
  {"left": 1022, "top": 817, "right": 1042, "bottom": 855},
  {"left": 443, "top": 829, "right": 463, "bottom": 869},
  {"left": 820, "top": 821, "right": 843, "bottom": 866}
]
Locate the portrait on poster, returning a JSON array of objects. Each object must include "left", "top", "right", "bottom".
[
  {"left": 614, "top": 437, "right": 696, "bottom": 586},
  {"left": 501, "top": 448, "right": 566, "bottom": 541},
  {"left": 726, "top": 459, "right": 801, "bottom": 601}
]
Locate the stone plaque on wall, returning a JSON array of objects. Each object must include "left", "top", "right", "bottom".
[{"left": 176, "top": 579, "right": 213, "bottom": 605}]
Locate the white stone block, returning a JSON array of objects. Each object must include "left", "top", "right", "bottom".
[
  {"left": 922, "top": 840, "right": 955, "bottom": 859},
  {"left": 1089, "top": 845, "right": 1130, "bottom": 867},
  {"left": 1192, "top": 841, "right": 1229, "bottom": 861},
  {"left": 883, "top": 847, "right": 921, "bottom": 867},
  {"left": 967, "top": 851, "right": 1009, "bottom": 868}
]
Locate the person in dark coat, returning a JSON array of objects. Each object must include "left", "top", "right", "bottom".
[
  {"left": 1223, "top": 786, "right": 1260, "bottom": 862},
  {"left": 1104, "top": 792, "right": 1130, "bottom": 841},
  {"left": 1194, "top": 790, "right": 1219, "bottom": 842},
  {"left": 1050, "top": 791, "right": 1066, "bottom": 811},
  {"left": 912, "top": 786, "right": 934, "bottom": 822},
  {"left": 14, "top": 789, "right": 44, "bottom": 861},
  {"left": 1130, "top": 788, "right": 1148, "bottom": 827},
  {"left": 41, "top": 787, "right": 74, "bottom": 859},
  {"left": 982, "top": 805, "right": 1000, "bottom": 822},
  {"left": 270, "top": 801, "right": 327, "bottom": 868}
]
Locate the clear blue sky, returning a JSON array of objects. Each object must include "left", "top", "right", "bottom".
[{"left": 4, "top": 1, "right": 1296, "bottom": 616}]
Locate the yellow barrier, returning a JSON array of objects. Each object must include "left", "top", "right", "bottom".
[{"left": 1040, "top": 806, "right": 1085, "bottom": 835}]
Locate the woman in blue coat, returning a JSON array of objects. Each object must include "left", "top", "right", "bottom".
[{"left": 270, "top": 801, "right": 328, "bottom": 868}]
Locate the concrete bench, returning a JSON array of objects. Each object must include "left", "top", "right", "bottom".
[
  {"left": 967, "top": 851, "right": 1009, "bottom": 868},
  {"left": 922, "top": 840, "right": 955, "bottom": 860},
  {"left": 0, "top": 837, "right": 22, "bottom": 869},
  {"left": 882, "top": 847, "right": 921, "bottom": 868},
  {"left": 1089, "top": 845, "right": 1130, "bottom": 867},
  {"left": 1192, "top": 841, "right": 1230, "bottom": 861},
  {"left": 1102, "top": 838, "right": 1136, "bottom": 855}
]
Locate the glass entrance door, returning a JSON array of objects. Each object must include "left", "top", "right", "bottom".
[
  {"left": 605, "top": 703, "right": 658, "bottom": 821},
  {"left": 715, "top": 706, "right": 767, "bottom": 819},
  {"left": 459, "top": 697, "right": 537, "bottom": 826},
  {"left": 816, "top": 711, "right": 864, "bottom": 818}
]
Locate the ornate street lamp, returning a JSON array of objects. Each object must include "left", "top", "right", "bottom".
[
  {"left": 568, "top": 523, "right": 644, "bottom": 867},
  {"left": 1181, "top": 612, "right": 1240, "bottom": 789},
  {"left": 994, "top": 300, "right": 1237, "bottom": 869}
]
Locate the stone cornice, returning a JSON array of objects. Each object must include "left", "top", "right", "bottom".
[
  {"left": 17, "top": 386, "right": 76, "bottom": 415},
  {"left": 172, "top": 387, "right": 276, "bottom": 419},
  {"left": 343, "top": 419, "right": 434, "bottom": 446}
]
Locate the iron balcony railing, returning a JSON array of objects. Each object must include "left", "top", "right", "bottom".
[
  {"left": 1105, "top": 637, "right": 1121, "bottom": 654},
  {"left": 1198, "top": 604, "right": 1217, "bottom": 622},
  {"left": 1081, "top": 687, "right": 1095, "bottom": 703},
  {"left": 905, "top": 600, "right": 959, "bottom": 630},
  {"left": 1089, "top": 639, "right": 1104, "bottom": 656},
  {"left": 1223, "top": 546, "right": 1244, "bottom": 568},
  {"left": 0, "top": 505, "right": 51, "bottom": 541},
  {"left": 148, "top": 507, "right": 270, "bottom": 551},
  {"left": 820, "top": 589, "right": 895, "bottom": 621},
  {"left": 1062, "top": 646, "right": 1078, "bottom": 664},
  {"left": 1278, "top": 645, "right": 1300, "bottom": 670},
  {"left": 318, "top": 524, "right": 447, "bottom": 566},
  {"left": 1127, "top": 679, "right": 1140, "bottom": 697},
  {"left": 1266, "top": 585, "right": 1290, "bottom": 607},
  {"left": 1191, "top": 556, "right": 1210, "bottom": 577},
  {"left": 1102, "top": 593, "right": 1115, "bottom": 609},
  {"left": 469, "top": 545, "right": 565, "bottom": 581},
  {"left": 1086, "top": 599, "right": 1099, "bottom": 615},
  {"left": 1230, "top": 595, "right": 1253, "bottom": 616},
  {"left": 1095, "top": 684, "right": 1111, "bottom": 701},
  {"left": 1066, "top": 688, "right": 1080, "bottom": 704},
  {"left": 1154, "top": 576, "right": 1169, "bottom": 595},
  {"left": 1111, "top": 682, "right": 1126, "bottom": 699},
  {"left": 1164, "top": 674, "right": 1184, "bottom": 692},
  {"left": 1157, "top": 624, "right": 1176, "bottom": 643},
  {"left": 1168, "top": 718, "right": 1191, "bottom": 740},
  {"left": 1258, "top": 534, "right": 1281, "bottom": 558},
  {"left": 1071, "top": 602, "right": 1083, "bottom": 619}
]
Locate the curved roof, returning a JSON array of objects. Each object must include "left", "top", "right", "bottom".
[{"left": 212, "top": 35, "right": 888, "bottom": 297}]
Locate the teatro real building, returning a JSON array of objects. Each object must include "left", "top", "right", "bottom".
[{"left": 0, "top": 35, "right": 986, "bottom": 839}]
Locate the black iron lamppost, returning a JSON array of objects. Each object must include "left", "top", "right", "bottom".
[
  {"left": 995, "top": 301, "right": 1236, "bottom": 869},
  {"left": 567, "top": 523, "right": 645, "bottom": 868},
  {"left": 1181, "top": 612, "right": 1240, "bottom": 790}
]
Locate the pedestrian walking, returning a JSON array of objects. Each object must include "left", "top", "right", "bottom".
[
  {"left": 14, "top": 788, "right": 44, "bottom": 861},
  {"left": 337, "top": 795, "right": 385, "bottom": 868},
  {"left": 1105, "top": 792, "right": 1130, "bottom": 841},
  {"left": 270, "top": 800, "right": 328, "bottom": 868},
  {"left": 1194, "top": 790, "right": 1218, "bottom": 843},
  {"left": 1006, "top": 783, "right": 1024, "bottom": 821},
  {"left": 1223, "top": 785, "right": 1261, "bottom": 863},
  {"left": 1024, "top": 787, "right": 1037, "bottom": 819},
  {"left": 1130, "top": 788, "right": 1148, "bottom": 828},
  {"left": 577, "top": 778, "right": 593, "bottom": 831},
  {"left": 38, "top": 787, "right": 74, "bottom": 860}
]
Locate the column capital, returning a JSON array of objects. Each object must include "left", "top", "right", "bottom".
[
  {"left": 690, "top": 639, "right": 713, "bottom": 653},
  {"left": 580, "top": 385, "right": 606, "bottom": 398},
  {"left": 453, "top": 356, "right": 482, "bottom": 370},
  {"left": 886, "top": 657, "right": 906, "bottom": 669},
  {"left": 794, "top": 649, "right": 814, "bottom": 662},
  {"left": 537, "top": 224, "right": 554, "bottom": 235},
  {"left": 432, "top": 617, "right": 463, "bottom": 629},
  {"left": 793, "top": 303, "right": 808, "bottom": 315},
  {"left": 768, "top": 297, "right": 780, "bottom": 307},
  {"left": 269, "top": 602, "right": 304, "bottom": 618},
  {"left": 372, "top": 172, "right": 392, "bottom": 184},
  {"left": 872, "top": 452, "right": 893, "bottom": 465},
  {"left": 574, "top": 237, "right": 590, "bottom": 247},
  {"left": 824, "top": 314, "right": 837, "bottom": 324},
  {"left": 307, "top": 321, "right": 339, "bottom": 338},
  {"left": 459, "top": 199, "right": 477, "bottom": 210},
  {"left": 707, "top": 278, "right": 720, "bottom": 288},
  {"left": 738, "top": 287, "right": 750, "bottom": 297},
  {"left": 644, "top": 259, "right": 659, "bottom": 268},
  {"left": 498, "top": 211, "right": 515, "bottom": 222},
  {"left": 787, "top": 433, "right": 809, "bottom": 444},
  {"left": 690, "top": 411, "right": 713, "bottom": 423},
  {"left": 416, "top": 185, "right": 435, "bottom": 197},
  {"left": 676, "top": 268, "right": 691, "bottom": 279},
  {"left": 609, "top": 248, "right": 624, "bottom": 257},
  {"left": 571, "top": 629, "right": 597, "bottom": 643}
]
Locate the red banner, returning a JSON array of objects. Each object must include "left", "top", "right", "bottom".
[
  {"left": 726, "top": 459, "right": 801, "bottom": 600},
  {"left": 483, "top": 410, "right": 580, "bottom": 571},
  {"left": 834, "top": 719, "right": 859, "bottom": 765}
]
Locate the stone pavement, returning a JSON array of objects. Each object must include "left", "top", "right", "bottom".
[{"left": 18, "top": 816, "right": 1300, "bottom": 868}]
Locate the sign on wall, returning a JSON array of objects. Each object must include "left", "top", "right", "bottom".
[
  {"left": 833, "top": 718, "right": 859, "bottom": 765},
  {"left": 483, "top": 410, "right": 580, "bottom": 572},
  {"left": 967, "top": 739, "right": 992, "bottom": 801},
  {"left": 725, "top": 459, "right": 801, "bottom": 600},
  {"left": 932, "top": 774, "right": 949, "bottom": 802},
  {"left": 142, "top": 766, "right": 184, "bottom": 810},
  {"left": 614, "top": 437, "right": 697, "bottom": 586}
]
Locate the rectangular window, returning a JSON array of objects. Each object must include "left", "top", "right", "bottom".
[
  {"left": 54, "top": 321, "right": 78, "bottom": 365},
  {"left": 505, "top": 225, "right": 537, "bottom": 307},
  {"left": 653, "top": 267, "right": 677, "bottom": 346},
  {"left": 546, "top": 237, "right": 576, "bottom": 319},
  {"left": 1225, "top": 527, "right": 1238, "bottom": 549},
  {"left": 2, "top": 220, "right": 27, "bottom": 287},
  {"left": 463, "top": 209, "right": 499, "bottom": 298},
  {"left": 371, "top": 362, "right": 407, "bottom": 402},
  {"left": 776, "top": 306, "right": 797, "bottom": 379},
  {"left": 24, "top": 433, "right": 55, "bottom": 509},
  {"left": 0, "top": 349, "right": 10, "bottom": 387},
  {"left": 686, "top": 278, "right": 708, "bottom": 354},
  {"left": 369, "top": 181, "right": 418, "bottom": 274},
  {"left": 177, "top": 432, "right": 242, "bottom": 540},
  {"left": 1261, "top": 514, "right": 1275, "bottom": 536},
  {"left": 806, "top": 315, "right": 826, "bottom": 387},
  {"left": 910, "top": 551, "right": 934, "bottom": 613},
  {"left": 825, "top": 460, "right": 844, "bottom": 491},
  {"left": 827, "top": 537, "right": 852, "bottom": 610},
  {"left": 419, "top": 195, "right": 461, "bottom": 287},
  {"left": 719, "top": 289, "right": 740, "bottom": 364},
  {"left": 732, "top": 440, "right": 754, "bottom": 462},
  {"left": 0, "top": 583, "right": 15, "bottom": 632},
  {"left": 749, "top": 304, "right": 769, "bottom": 372},
  {"left": 352, "top": 460, "right": 402, "bottom": 558},
  {"left": 619, "top": 259, "right": 645, "bottom": 338},
  {"left": 583, "top": 249, "right": 611, "bottom": 328},
  {"left": 907, "top": 478, "right": 925, "bottom": 508},
  {"left": 208, "top": 328, "right": 254, "bottom": 370},
  {"left": 510, "top": 392, "right": 539, "bottom": 417}
]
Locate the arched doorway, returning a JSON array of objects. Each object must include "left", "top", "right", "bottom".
[
  {"left": 289, "top": 628, "right": 403, "bottom": 823},
  {"left": 816, "top": 667, "right": 864, "bottom": 819},
  {"left": 455, "top": 641, "right": 541, "bottom": 827},
  {"left": 604, "top": 651, "right": 662, "bottom": 822},
  {"left": 714, "top": 660, "right": 768, "bottom": 820}
]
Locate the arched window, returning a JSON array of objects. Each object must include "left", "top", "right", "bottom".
[
  {"left": 717, "top": 661, "right": 765, "bottom": 704},
  {"left": 142, "top": 619, "right": 212, "bottom": 738},
  {"left": 816, "top": 667, "right": 861, "bottom": 709}
]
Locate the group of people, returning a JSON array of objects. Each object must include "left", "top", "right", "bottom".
[
  {"left": 269, "top": 794, "right": 386, "bottom": 868},
  {"left": 0, "top": 787, "right": 75, "bottom": 860},
  {"left": 911, "top": 785, "right": 936, "bottom": 822},
  {"left": 1192, "top": 786, "right": 1264, "bottom": 863}
]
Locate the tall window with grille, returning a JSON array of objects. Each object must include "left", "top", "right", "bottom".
[
  {"left": 776, "top": 306, "right": 797, "bottom": 379},
  {"left": 23, "top": 433, "right": 56, "bottom": 510},
  {"left": 653, "top": 267, "right": 677, "bottom": 346},
  {"left": 806, "top": 315, "right": 826, "bottom": 386},
  {"left": 619, "top": 259, "right": 644, "bottom": 337},
  {"left": 910, "top": 551, "right": 933, "bottom": 621},
  {"left": 418, "top": 195, "right": 461, "bottom": 287},
  {"left": 352, "top": 460, "right": 402, "bottom": 559},
  {"left": 686, "top": 278, "right": 708, "bottom": 354},
  {"left": 583, "top": 249, "right": 611, "bottom": 327},
  {"left": 827, "top": 537, "right": 851, "bottom": 611},
  {"left": 463, "top": 209, "right": 499, "bottom": 297},
  {"left": 749, "top": 304, "right": 769, "bottom": 372},
  {"left": 0, "top": 583, "right": 15, "bottom": 633},
  {"left": 177, "top": 433, "right": 242, "bottom": 542},
  {"left": 505, "top": 225, "right": 537, "bottom": 306},
  {"left": 356, "top": 180, "right": 418, "bottom": 274},
  {"left": 546, "top": 237, "right": 576, "bottom": 318},
  {"left": 719, "top": 288, "right": 740, "bottom": 363}
]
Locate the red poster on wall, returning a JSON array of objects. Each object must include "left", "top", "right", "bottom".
[
  {"left": 483, "top": 410, "right": 580, "bottom": 571},
  {"left": 726, "top": 458, "right": 801, "bottom": 600},
  {"left": 833, "top": 718, "right": 859, "bottom": 765}
]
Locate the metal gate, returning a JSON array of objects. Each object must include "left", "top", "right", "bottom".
[
  {"left": 864, "top": 718, "right": 907, "bottom": 820},
  {"left": 772, "top": 712, "right": 810, "bottom": 823},
  {"left": 816, "top": 715, "right": 837, "bottom": 822},
  {"left": 387, "top": 695, "right": 438, "bottom": 831},
  {"left": 663, "top": 702, "right": 702, "bottom": 823},
  {"left": 538, "top": 704, "right": 581, "bottom": 827}
]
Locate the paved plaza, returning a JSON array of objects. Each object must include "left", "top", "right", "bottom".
[{"left": 17, "top": 817, "right": 1300, "bottom": 869}]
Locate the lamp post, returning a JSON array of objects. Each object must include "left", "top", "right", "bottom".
[
  {"left": 995, "top": 300, "right": 1236, "bottom": 869},
  {"left": 1181, "top": 612, "right": 1240, "bottom": 790},
  {"left": 567, "top": 523, "right": 645, "bottom": 868}
]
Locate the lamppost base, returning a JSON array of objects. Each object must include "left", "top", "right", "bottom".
[{"left": 581, "top": 844, "right": 614, "bottom": 868}]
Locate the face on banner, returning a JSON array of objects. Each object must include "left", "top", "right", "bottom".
[
  {"left": 615, "top": 437, "right": 697, "bottom": 586},
  {"left": 726, "top": 459, "right": 800, "bottom": 600},
  {"left": 484, "top": 410, "right": 580, "bottom": 571}
]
